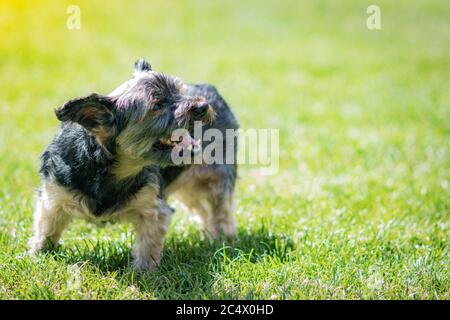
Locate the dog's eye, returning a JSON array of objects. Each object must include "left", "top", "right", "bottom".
[{"left": 153, "top": 103, "right": 163, "bottom": 111}]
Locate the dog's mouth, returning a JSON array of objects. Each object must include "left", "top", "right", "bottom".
[{"left": 154, "top": 132, "right": 201, "bottom": 154}]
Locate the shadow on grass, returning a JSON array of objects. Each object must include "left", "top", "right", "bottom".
[{"left": 53, "top": 227, "right": 296, "bottom": 299}]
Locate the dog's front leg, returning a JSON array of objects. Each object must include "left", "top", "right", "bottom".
[
  {"left": 29, "top": 192, "right": 71, "bottom": 254},
  {"left": 130, "top": 200, "right": 173, "bottom": 272}
]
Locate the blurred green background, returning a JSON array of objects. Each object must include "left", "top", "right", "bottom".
[{"left": 0, "top": 0, "right": 448, "bottom": 299}]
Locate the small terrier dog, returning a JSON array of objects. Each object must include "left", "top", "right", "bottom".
[{"left": 29, "top": 59, "right": 239, "bottom": 271}]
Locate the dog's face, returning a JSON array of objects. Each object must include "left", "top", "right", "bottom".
[{"left": 55, "top": 59, "right": 214, "bottom": 171}]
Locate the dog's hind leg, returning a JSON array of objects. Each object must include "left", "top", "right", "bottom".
[
  {"left": 207, "top": 191, "right": 237, "bottom": 239},
  {"left": 183, "top": 189, "right": 236, "bottom": 239},
  {"left": 167, "top": 165, "right": 237, "bottom": 239},
  {"left": 198, "top": 165, "right": 237, "bottom": 239}
]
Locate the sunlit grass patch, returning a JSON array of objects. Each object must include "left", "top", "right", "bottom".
[{"left": 0, "top": 0, "right": 448, "bottom": 299}]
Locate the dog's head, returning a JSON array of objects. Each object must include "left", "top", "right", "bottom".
[{"left": 55, "top": 59, "right": 214, "bottom": 175}]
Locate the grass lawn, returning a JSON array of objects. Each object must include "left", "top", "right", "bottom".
[{"left": 0, "top": 0, "right": 449, "bottom": 299}]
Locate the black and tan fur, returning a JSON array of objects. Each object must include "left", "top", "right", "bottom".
[{"left": 29, "top": 59, "right": 239, "bottom": 271}]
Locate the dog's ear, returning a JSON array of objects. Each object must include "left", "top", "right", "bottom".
[
  {"left": 55, "top": 93, "right": 116, "bottom": 149},
  {"left": 134, "top": 58, "right": 151, "bottom": 76},
  {"left": 55, "top": 93, "right": 115, "bottom": 130}
]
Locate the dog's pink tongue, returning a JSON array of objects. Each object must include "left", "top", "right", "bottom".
[{"left": 179, "top": 133, "right": 201, "bottom": 154}]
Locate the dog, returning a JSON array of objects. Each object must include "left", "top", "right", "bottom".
[{"left": 29, "top": 59, "right": 239, "bottom": 271}]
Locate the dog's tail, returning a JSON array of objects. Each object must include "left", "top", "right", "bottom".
[{"left": 134, "top": 58, "right": 152, "bottom": 76}]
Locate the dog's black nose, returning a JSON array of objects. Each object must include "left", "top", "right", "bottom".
[{"left": 193, "top": 102, "right": 209, "bottom": 117}]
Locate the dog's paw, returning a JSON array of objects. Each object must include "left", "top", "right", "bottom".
[
  {"left": 28, "top": 236, "right": 58, "bottom": 256},
  {"left": 207, "top": 219, "right": 237, "bottom": 240},
  {"left": 132, "top": 258, "right": 159, "bottom": 274}
]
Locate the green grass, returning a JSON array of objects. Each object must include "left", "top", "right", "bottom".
[{"left": 0, "top": 0, "right": 449, "bottom": 299}]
